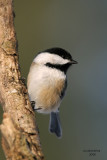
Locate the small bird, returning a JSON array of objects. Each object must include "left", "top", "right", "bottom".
[{"left": 27, "top": 47, "right": 77, "bottom": 138}]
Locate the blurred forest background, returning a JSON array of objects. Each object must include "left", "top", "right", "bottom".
[{"left": 0, "top": 0, "right": 107, "bottom": 160}]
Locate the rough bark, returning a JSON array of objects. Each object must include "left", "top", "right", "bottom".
[{"left": 0, "top": 0, "right": 44, "bottom": 160}]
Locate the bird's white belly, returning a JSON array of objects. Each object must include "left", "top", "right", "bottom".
[{"left": 27, "top": 64, "right": 66, "bottom": 113}]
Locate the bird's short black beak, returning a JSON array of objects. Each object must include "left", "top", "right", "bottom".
[{"left": 70, "top": 59, "right": 78, "bottom": 64}]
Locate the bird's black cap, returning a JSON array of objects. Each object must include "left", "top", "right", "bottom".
[{"left": 43, "top": 47, "right": 73, "bottom": 61}]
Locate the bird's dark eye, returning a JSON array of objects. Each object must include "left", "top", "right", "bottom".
[{"left": 61, "top": 55, "right": 64, "bottom": 58}]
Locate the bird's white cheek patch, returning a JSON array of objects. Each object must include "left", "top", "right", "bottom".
[{"left": 33, "top": 52, "right": 70, "bottom": 65}]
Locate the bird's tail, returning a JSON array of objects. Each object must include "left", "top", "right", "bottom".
[{"left": 49, "top": 112, "right": 62, "bottom": 138}]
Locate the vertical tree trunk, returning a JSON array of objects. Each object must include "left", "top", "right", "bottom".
[{"left": 0, "top": 0, "right": 44, "bottom": 159}]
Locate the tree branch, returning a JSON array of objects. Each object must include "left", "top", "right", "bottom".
[{"left": 0, "top": 0, "right": 44, "bottom": 159}]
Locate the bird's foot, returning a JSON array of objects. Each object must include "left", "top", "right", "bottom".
[
  {"left": 35, "top": 107, "right": 42, "bottom": 111},
  {"left": 31, "top": 101, "right": 35, "bottom": 110}
]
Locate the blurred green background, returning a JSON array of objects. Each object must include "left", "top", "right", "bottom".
[{"left": 0, "top": 0, "right": 107, "bottom": 159}]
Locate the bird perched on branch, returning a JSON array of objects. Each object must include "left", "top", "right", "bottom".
[{"left": 27, "top": 47, "right": 77, "bottom": 138}]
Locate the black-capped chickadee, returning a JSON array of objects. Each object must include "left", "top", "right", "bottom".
[{"left": 27, "top": 47, "right": 77, "bottom": 138}]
